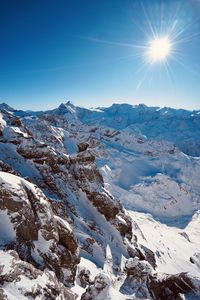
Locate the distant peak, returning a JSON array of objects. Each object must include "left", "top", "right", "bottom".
[
  {"left": 111, "top": 103, "right": 132, "bottom": 108},
  {"left": 138, "top": 103, "right": 148, "bottom": 109},
  {"left": 57, "top": 101, "right": 76, "bottom": 115},
  {"left": 0, "top": 102, "right": 15, "bottom": 112},
  {"left": 66, "top": 100, "right": 74, "bottom": 107},
  {"left": 58, "top": 103, "right": 68, "bottom": 110},
  {"left": 58, "top": 101, "right": 75, "bottom": 109}
]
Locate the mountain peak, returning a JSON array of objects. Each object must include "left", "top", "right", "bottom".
[
  {"left": 66, "top": 100, "right": 74, "bottom": 107},
  {"left": 57, "top": 101, "right": 76, "bottom": 114},
  {"left": 0, "top": 102, "right": 15, "bottom": 112}
]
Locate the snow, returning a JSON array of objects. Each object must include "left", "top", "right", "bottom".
[
  {"left": 95, "top": 126, "right": 200, "bottom": 225},
  {"left": 89, "top": 108, "right": 104, "bottom": 113},
  {"left": 3, "top": 126, "right": 28, "bottom": 139},
  {"left": 0, "top": 250, "right": 15, "bottom": 275},
  {"left": 0, "top": 211, "right": 16, "bottom": 247},
  {"left": 72, "top": 257, "right": 100, "bottom": 299},
  {"left": 0, "top": 171, "right": 23, "bottom": 191},
  {"left": 32, "top": 231, "right": 54, "bottom": 266},
  {"left": 64, "top": 136, "right": 77, "bottom": 154},
  {"left": 0, "top": 250, "right": 67, "bottom": 300},
  {"left": 0, "top": 112, "right": 6, "bottom": 127},
  {"left": 54, "top": 215, "right": 72, "bottom": 232},
  {"left": 129, "top": 210, "right": 200, "bottom": 275},
  {"left": 72, "top": 257, "right": 129, "bottom": 300},
  {"left": 0, "top": 143, "right": 42, "bottom": 181},
  {"left": 75, "top": 103, "right": 200, "bottom": 156},
  {"left": 0, "top": 171, "right": 44, "bottom": 203}
]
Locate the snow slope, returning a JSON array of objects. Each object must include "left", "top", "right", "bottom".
[{"left": 76, "top": 103, "right": 200, "bottom": 157}]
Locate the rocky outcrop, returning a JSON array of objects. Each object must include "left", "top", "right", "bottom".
[
  {"left": 76, "top": 266, "right": 91, "bottom": 288},
  {"left": 81, "top": 273, "right": 111, "bottom": 300},
  {"left": 0, "top": 160, "right": 19, "bottom": 175},
  {"left": 0, "top": 249, "right": 76, "bottom": 300},
  {"left": 0, "top": 172, "right": 80, "bottom": 286},
  {"left": 120, "top": 257, "right": 200, "bottom": 300},
  {"left": 190, "top": 252, "right": 200, "bottom": 270},
  {"left": 120, "top": 257, "right": 154, "bottom": 298},
  {"left": 78, "top": 142, "right": 89, "bottom": 153},
  {"left": 149, "top": 272, "right": 196, "bottom": 300}
]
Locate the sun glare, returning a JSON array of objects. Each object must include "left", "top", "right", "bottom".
[
  {"left": 77, "top": 0, "right": 199, "bottom": 89},
  {"left": 148, "top": 37, "right": 171, "bottom": 62}
]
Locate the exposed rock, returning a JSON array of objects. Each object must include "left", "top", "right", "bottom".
[
  {"left": 0, "top": 160, "right": 19, "bottom": 175},
  {"left": 78, "top": 142, "right": 89, "bottom": 152},
  {"left": 10, "top": 117, "right": 22, "bottom": 127},
  {"left": 0, "top": 172, "right": 80, "bottom": 286},
  {"left": 120, "top": 257, "right": 154, "bottom": 299},
  {"left": 0, "top": 249, "right": 76, "bottom": 300},
  {"left": 76, "top": 266, "right": 91, "bottom": 288},
  {"left": 149, "top": 273, "right": 197, "bottom": 300},
  {"left": 121, "top": 257, "right": 200, "bottom": 300},
  {"left": 81, "top": 273, "right": 110, "bottom": 300},
  {"left": 190, "top": 252, "right": 200, "bottom": 269},
  {"left": 138, "top": 245, "right": 157, "bottom": 269}
]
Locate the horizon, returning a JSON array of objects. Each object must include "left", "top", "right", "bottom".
[
  {"left": 1, "top": 0, "right": 200, "bottom": 110},
  {"left": 1, "top": 99, "right": 199, "bottom": 112}
]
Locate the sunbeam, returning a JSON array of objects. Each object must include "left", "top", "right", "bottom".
[{"left": 70, "top": 0, "right": 200, "bottom": 91}]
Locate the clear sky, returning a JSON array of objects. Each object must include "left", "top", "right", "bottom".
[{"left": 0, "top": 0, "right": 200, "bottom": 110}]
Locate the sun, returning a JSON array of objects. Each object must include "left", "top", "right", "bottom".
[{"left": 148, "top": 36, "right": 171, "bottom": 62}]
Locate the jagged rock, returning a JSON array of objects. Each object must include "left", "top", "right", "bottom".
[
  {"left": 81, "top": 273, "right": 110, "bottom": 300},
  {"left": 86, "top": 191, "right": 121, "bottom": 220},
  {"left": 10, "top": 117, "right": 22, "bottom": 127},
  {"left": 0, "top": 172, "right": 80, "bottom": 286},
  {"left": 78, "top": 142, "right": 89, "bottom": 152},
  {"left": 149, "top": 273, "right": 197, "bottom": 300},
  {"left": 0, "top": 160, "right": 19, "bottom": 175},
  {"left": 138, "top": 245, "right": 157, "bottom": 269},
  {"left": 121, "top": 257, "right": 200, "bottom": 299},
  {"left": 190, "top": 252, "right": 200, "bottom": 269},
  {"left": 0, "top": 249, "right": 76, "bottom": 300},
  {"left": 120, "top": 257, "right": 154, "bottom": 298},
  {"left": 77, "top": 266, "right": 91, "bottom": 288}
]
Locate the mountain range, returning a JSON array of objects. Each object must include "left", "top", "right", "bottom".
[{"left": 0, "top": 101, "right": 200, "bottom": 300}]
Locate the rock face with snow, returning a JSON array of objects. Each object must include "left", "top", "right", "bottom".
[
  {"left": 0, "top": 101, "right": 200, "bottom": 299},
  {"left": 81, "top": 273, "right": 111, "bottom": 300},
  {"left": 0, "top": 106, "right": 139, "bottom": 273},
  {"left": 120, "top": 257, "right": 154, "bottom": 298},
  {"left": 76, "top": 103, "right": 200, "bottom": 157},
  {"left": 121, "top": 257, "right": 200, "bottom": 300},
  {"left": 0, "top": 172, "right": 80, "bottom": 287},
  {"left": 0, "top": 250, "right": 76, "bottom": 300}
]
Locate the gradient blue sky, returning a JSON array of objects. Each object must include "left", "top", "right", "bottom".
[{"left": 0, "top": 0, "right": 200, "bottom": 110}]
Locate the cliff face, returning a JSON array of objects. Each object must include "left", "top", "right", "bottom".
[
  {"left": 0, "top": 103, "right": 200, "bottom": 299},
  {"left": 0, "top": 172, "right": 79, "bottom": 286}
]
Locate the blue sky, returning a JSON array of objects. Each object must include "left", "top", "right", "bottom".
[{"left": 0, "top": 0, "right": 200, "bottom": 110}]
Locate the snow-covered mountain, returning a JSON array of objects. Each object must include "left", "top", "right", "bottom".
[
  {"left": 0, "top": 101, "right": 200, "bottom": 299},
  {"left": 76, "top": 103, "right": 200, "bottom": 157}
]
